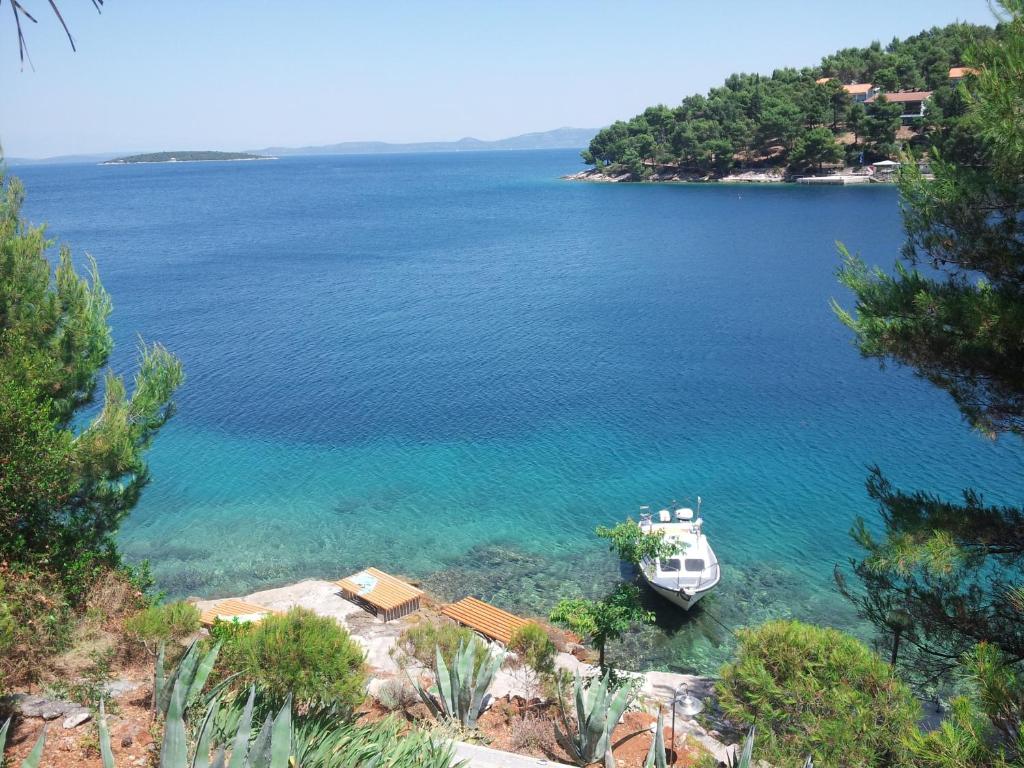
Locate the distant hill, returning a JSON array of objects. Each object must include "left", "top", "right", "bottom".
[
  {"left": 7, "top": 127, "right": 598, "bottom": 165},
  {"left": 255, "top": 127, "right": 598, "bottom": 157},
  {"left": 102, "top": 151, "right": 273, "bottom": 165}
]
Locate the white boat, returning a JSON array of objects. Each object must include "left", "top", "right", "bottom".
[{"left": 637, "top": 498, "right": 720, "bottom": 610}]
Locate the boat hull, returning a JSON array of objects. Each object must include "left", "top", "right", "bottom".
[{"left": 642, "top": 574, "right": 717, "bottom": 611}]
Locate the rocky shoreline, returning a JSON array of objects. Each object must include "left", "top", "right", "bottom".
[{"left": 563, "top": 167, "right": 790, "bottom": 184}]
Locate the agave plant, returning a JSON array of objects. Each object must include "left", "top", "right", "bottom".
[
  {"left": 99, "top": 700, "right": 116, "bottom": 767},
  {"left": 555, "top": 670, "right": 633, "bottom": 766},
  {"left": 154, "top": 639, "right": 222, "bottom": 717},
  {"left": 726, "top": 726, "right": 755, "bottom": 768},
  {"left": 5, "top": 639, "right": 455, "bottom": 768},
  {"left": 723, "top": 727, "right": 815, "bottom": 768},
  {"left": 412, "top": 635, "right": 505, "bottom": 729},
  {"left": 0, "top": 716, "right": 45, "bottom": 768},
  {"left": 643, "top": 708, "right": 667, "bottom": 768}
]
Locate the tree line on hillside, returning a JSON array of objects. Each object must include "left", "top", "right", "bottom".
[{"left": 582, "top": 21, "right": 999, "bottom": 177}]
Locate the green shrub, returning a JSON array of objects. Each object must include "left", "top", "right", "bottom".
[
  {"left": 45, "top": 647, "right": 117, "bottom": 711},
  {"left": 717, "top": 620, "right": 919, "bottom": 768},
  {"left": 0, "top": 568, "right": 73, "bottom": 687},
  {"left": 508, "top": 622, "right": 556, "bottom": 678},
  {"left": 209, "top": 616, "right": 254, "bottom": 645},
  {"left": 218, "top": 607, "right": 366, "bottom": 710},
  {"left": 124, "top": 601, "right": 200, "bottom": 653},
  {"left": 373, "top": 678, "right": 417, "bottom": 712},
  {"left": 393, "top": 618, "right": 489, "bottom": 673}
]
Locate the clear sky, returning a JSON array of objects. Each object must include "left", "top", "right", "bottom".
[{"left": 0, "top": 1, "right": 997, "bottom": 158}]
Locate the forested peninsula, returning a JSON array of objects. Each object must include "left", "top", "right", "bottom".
[
  {"left": 573, "top": 22, "right": 1000, "bottom": 182},
  {"left": 102, "top": 151, "right": 273, "bottom": 164}
]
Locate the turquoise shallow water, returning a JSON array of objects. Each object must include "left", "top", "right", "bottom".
[{"left": 13, "top": 150, "right": 1024, "bottom": 673}]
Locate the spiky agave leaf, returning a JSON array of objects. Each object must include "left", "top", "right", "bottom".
[
  {"left": 158, "top": 640, "right": 200, "bottom": 717},
  {"left": 468, "top": 644, "right": 505, "bottom": 728},
  {"left": 160, "top": 682, "right": 190, "bottom": 768},
  {"left": 154, "top": 641, "right": 167, "bottom": 712},
  {"left": 643, "top": 708, "right": 666, "bottom": 768},
  {"left": 455, "top": 639, "right": 474, "bottom": 723},
  {"left": 557, "top": 670, "right": 634, "bottom": 764},
  {"left": 190, "top": 695, "right": 221, "bottom": 768},
  {"left": 558, "top": 671, "right": 589, "bottom": 761},
  {"left": 435, "top": 644, "right": 455, "bottom": 718},
  {"left": 605, "top": 680, "right": 632, "bottom": 735},
  {"left": 414, "top": 683, "right": 444, "bottom": 720},
  {"left": 20, "top": 726, "right": 45, "bottom": 768},
  {"left": 585, "top": 674, "right": 613, "bottom": 761},
  {"left": 186, "top": 642, "right": 221, "bottom": 709},
  {"left": 0, "top": 716, "right": 10, "bottom": 755},
  {"left": 226, "top": 686, "right": 257, "bottom": 768},
  {"left": 98, "top": 700, "right": 116, "bottom": 768},
  {"left": 267, "top": 696, "right": 292, "bottom": 768},
  {"left": 729, "top": 726, "right": 755, "bottom": 768},
  {"left": 245, "top": 712, "right": 275, "bottom": 768}
]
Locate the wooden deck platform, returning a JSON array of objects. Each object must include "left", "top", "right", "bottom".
[
  {"left": 199, "top": 598, "right": 277, "bottom": 627},
  {"left": 440, "top": 596, "right": 530, "bottom": 645},
  {"left": 335, "top": 567, "right": 423, "bottom": 622}
]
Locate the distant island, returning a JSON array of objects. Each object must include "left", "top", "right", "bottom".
[
  {"left": 12, "top": 128, "right": 597, "bottom": 165},
  {"left": 102, "top": 151, "right": 275, "bottom": 165}
]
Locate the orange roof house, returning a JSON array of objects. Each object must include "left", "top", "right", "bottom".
[
  {"left": 842, "top": 83, "right": 878, "bottom": 102},
  {"left": 949, "top": 66, "right": 979, "bottom": 82},
  {"left": 867, "top": 90, "right": 934, "bottom": 103}
]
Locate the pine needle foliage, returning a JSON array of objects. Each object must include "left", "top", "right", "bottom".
[
  {"left": 0, "top": 173, "right": 184, "bottom": 579},
  {"left": 217, "top": 607, "right": 367, "bottom": 711},
  {"left": 832, "top": 1, "right": 1024, "bottom": 699},
  {"left": 717, "top": 620, "right": 919, "bottom": 768}
]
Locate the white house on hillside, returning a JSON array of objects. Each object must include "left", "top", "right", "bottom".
[{"left": 866, "top": 90, "right": 933, "bottom": 123}]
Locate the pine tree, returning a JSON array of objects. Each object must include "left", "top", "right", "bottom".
[
  {"left": 0, "top": 174, "right": 183, "bottom": 577},
  {"left": 834, "top": 2, "right": 1024, "bottom": 762}
]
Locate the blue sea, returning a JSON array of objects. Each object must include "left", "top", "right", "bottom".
[{"left": 12, "top": 150, "right": 1024, "bottom": 673}]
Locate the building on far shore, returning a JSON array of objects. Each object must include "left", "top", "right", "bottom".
[
  {"left": 866, "top": 90, "right": 933, "bottom": 123},
  {"left": 871, "top": 159, "right": 900, "bottom": 180},
  {"left": 842, "top": 82, "right": 879, "bottom": 102},
  {"left": 815, "top": 78, "right": 879, "bottom": 103},
  {"left": 949, "top": 66, "right": 979, "bottom": 84}
]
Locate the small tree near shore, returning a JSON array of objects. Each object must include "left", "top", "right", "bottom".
[
  {"left": 595, "top": 519, "right": 677, "bottom": 567},
  {"left": 549, "top": 584, "right": 654, "bottom": 669}
]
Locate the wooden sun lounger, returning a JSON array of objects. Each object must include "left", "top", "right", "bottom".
[
  {"left": 335, "top": 567, "right": 423, "bottom": 622},
  {"left": 199, "top": 598, "right": 278, "bottom": 627},
  {"left": 440, "top": 596, "right": 530, "bottom": 646}
]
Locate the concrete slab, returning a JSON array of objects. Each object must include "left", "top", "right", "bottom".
[{"left": 452, "top": 741, "right": 574, "bottom": 768}]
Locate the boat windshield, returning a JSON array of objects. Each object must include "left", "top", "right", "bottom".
[
  {"left": 659, "top": 558, "right": 682, "bottom": 572},
  {"left": 684, "top": 558, "right": 706, "bottom": 572}
]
